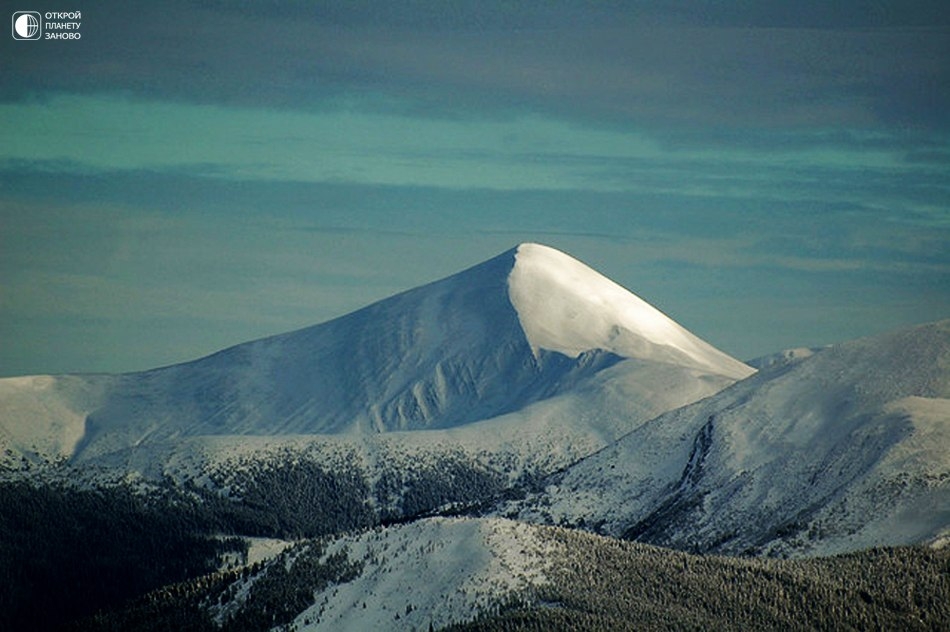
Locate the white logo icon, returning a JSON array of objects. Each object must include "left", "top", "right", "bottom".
[{"left": 12, "top": 11, "right": 41, "bottom": 40}]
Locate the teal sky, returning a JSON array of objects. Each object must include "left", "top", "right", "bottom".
[{"left": 1, "top": 1, "right": 949, "bottom": 376}]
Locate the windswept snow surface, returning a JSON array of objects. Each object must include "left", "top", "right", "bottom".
[
  {"left": 509, "top": 243, "right": 754, "bottom": 380},
  {"left": 0, "top": 374, "right": 109, "bottom": 465},
  {"left": 0, "top": 243, "right": 750, "bottom": 471},
  {"left": 513, "top": 319, "right": 950, "bottom": 556},
  {"left": 140, "top": 356, "right": 738, "bottom": 494}
]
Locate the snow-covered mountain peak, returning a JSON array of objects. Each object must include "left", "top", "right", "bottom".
[
  {"left": 507, "top": 243, "right": 754, "bottom": 379},
  {"left": 0, "top": 243, "right": 754, "bottom": 466}
]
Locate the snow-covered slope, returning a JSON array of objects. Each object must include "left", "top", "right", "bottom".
[
  {"left": 510, "top": 244, "right": 752, "bottom": 378},
  {"left": 283, "top": 517, "right": 554, "bottom": 631},
  {"left": 0, "top": 243, "right": 750, "bottom": 469},
  {"left": 513, "top": 319, "right": 950, "bottom": 556},
  {"left": 0, "top": 374, "right": 110, "bottom": 466}
]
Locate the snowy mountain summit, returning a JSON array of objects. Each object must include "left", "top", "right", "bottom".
[
  {"left": 0, "top": 243, "right": 751, "bottom": 466},
  {"left": 509, "top": 243, "right": 752, "bottom": 378}
]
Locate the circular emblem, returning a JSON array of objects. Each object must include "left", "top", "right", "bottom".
[{"left": 15, "top": 13, "right": 39, "bottom": 38}]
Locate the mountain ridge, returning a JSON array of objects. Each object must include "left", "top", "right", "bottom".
[{"left": 509, "top": 318, "right": 950, "bottom": 557}]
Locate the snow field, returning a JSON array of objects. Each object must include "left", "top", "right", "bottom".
[{"left": 291, "top": 517, "right": 556, "bottom": 631}]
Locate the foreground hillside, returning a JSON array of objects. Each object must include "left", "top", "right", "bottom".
[{"left": 77, "top": 518, "right": 950, "bottom": 632}]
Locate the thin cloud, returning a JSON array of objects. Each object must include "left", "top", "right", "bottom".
[{"left": 2, "top": 3, "right": 947, "bottom": 132}]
